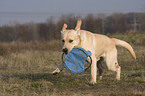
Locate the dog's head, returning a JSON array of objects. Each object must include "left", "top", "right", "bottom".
[{"left": 61, "top": 19, "right": 82, "bottom": 54}]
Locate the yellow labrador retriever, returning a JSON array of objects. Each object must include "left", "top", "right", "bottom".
[{"left": 52, "top": 19, "right": 136, "bottom": 84}]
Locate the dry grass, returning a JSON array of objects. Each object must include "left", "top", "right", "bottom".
[
  {"left": 0, "top": 40, "right": 62, "bottom": 56},
  {"left": 0, "top": 33, "right": 144, "bottom": 96}
]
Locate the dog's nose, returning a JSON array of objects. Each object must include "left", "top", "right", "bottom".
[{"left": 62, "top": 48, "right": 68, "bottom": 54}]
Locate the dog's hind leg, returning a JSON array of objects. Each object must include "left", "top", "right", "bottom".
[
  {"left": 105, "top": 48, "right": 121, "bottom": 80},
  {"left": 97, "top": 57, "right": 104, "bottom": 80}
]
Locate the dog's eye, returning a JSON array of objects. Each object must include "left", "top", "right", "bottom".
[
  {"left": 62, "top": 40, "right": 65, "bottom": 43},
  {"left": 69, "top": 40, "right": 73, "bottom": 43}
]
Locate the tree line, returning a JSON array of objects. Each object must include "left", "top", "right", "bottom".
[{"left": 0, "top": 12, "right": 145, "bottom": 42}]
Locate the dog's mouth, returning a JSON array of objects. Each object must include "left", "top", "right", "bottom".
[{"left": 63, "top": 52, "right": 68, "bottom": 55}]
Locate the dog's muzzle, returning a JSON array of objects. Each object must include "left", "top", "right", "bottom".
[{"left": 62, "top": 48, "right": 68, "bottom": 54}]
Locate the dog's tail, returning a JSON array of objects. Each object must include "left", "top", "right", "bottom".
[{"left": 112, "top": 38, "right": 136, "bottom": 60}]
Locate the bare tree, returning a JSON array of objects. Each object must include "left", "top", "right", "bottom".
[
  {"left": 26, "top": 22, "right": 39, "bottom": 40},
  {"left": 98, "top": 13, "right": 106, "bottom": 34},
  {"left": 111, "top": 12, "right": 127, "bottom": 33},
  {"left": 84, "top": 14, "right": 97, "bottom": 33}
]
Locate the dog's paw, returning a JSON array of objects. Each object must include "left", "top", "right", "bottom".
[
  {"left": 51, "top": 68, "right": 60, "bottom": 75},
  {"left": 52, "top": 72, "right": 59, "bottom": 75},
  {"left": 89, "top": 80, "right": 97, "bottom": 85},
  {"left": 98, "top": 76, "right": 102, "bottom": 81}
]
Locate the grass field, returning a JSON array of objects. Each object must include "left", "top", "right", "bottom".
[{"left": 0, "top": 33, "right": 145, "bottom": 96}]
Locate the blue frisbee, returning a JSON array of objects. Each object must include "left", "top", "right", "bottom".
[{"left": 62, "top": 47, "right": 92, "bottom": 73}]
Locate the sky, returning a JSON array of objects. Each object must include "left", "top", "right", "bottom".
[{"left": 0, "top": 0, "right": 145, "bottom": 25}]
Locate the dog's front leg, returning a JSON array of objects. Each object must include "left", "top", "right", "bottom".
[
  {"left": 51, "top": 62, "right": 64, "bottom": 75},
  {"left": 90, "top": 57, "right": 97, "bottom": 84}
]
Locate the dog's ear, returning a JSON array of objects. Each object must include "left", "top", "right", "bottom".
[
  {"left": 75, "top": 18, "right": 82, "bottom": 31},
  {"left": 61, "top": 24, "right": 67, "bottom": 33}
]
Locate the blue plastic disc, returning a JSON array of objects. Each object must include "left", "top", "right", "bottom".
[{"left": 62, "top": 47, "right": 92, "bottom": 73}]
